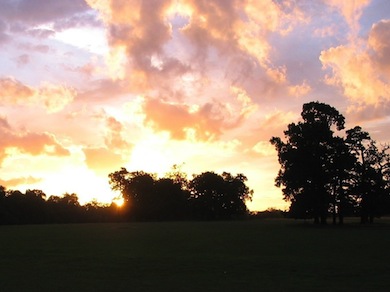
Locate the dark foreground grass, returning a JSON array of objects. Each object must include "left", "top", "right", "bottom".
[{"left": 1, "top": 219, "right": 390, "bottom": 292}]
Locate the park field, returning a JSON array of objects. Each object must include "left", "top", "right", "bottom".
[{"left": 1, "top": 219, "right": 390, "bottom": 291}]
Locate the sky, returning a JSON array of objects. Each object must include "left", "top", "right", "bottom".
[{"left": 0, "top": 0, "right": 389, "bottom": 211}]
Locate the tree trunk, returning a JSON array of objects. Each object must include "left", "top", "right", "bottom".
[
  {"left": 338, "top": 213, "right": 344, "bottom": 225},
  {"left": 369, "top": 214, "right": 374, "bottom": 224},
  {"left": 332, "top": 202, "right": 337, "bottom": 225}
]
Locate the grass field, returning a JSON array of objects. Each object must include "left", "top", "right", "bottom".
[{"left": 1, "top": 219, "right": 390, "bottom": 291}]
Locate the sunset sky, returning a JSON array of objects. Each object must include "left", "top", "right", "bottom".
[{"left": 0, "top": 0, "right": 389, "bottom": 211}]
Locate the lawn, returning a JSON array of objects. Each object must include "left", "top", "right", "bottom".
[{"left": 1, "top": 219, "right": 390, "bottom": 291}]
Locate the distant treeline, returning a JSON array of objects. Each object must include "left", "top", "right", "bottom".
[
  {"left": 0, "top": 168, "right": 254, "bottom": 224},
  {"left": 0, "top": 188, "right": 120, "bottom": 224}
]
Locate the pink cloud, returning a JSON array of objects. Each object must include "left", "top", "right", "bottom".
[
  {"left": 18, "top": 43, "right": 51, "bottom": 53},
  {"left": 15, "top": 54, "right": 30, "bottom": 66},
  {"left": 104, "top": 116, "right": 131, "bottom": 150},
  {"left": 86, "top": 0, "right": 306, "bottom": 98},
  {"left": 0, "top": 116, "right": 70, "bottom": 165},
  {"left": 320, "top": 19, "right": 390, "bottom": 108},
  {"left": 0, "top": 77, "right": 76, "bottom": 113},
  {"left": 142, "top": 97, "right": 251, "bottom": 141},
  {"left": 325, "top": 0, "right": 371, "bottom": 34},
  {"left": 369, "top": 20, "right": 390, "bottom": 74}
]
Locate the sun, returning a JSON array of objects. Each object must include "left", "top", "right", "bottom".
[{"left": 113, "top": 197, "right": 125, "bottom": 207}]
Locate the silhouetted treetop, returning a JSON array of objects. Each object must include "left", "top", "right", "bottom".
[
  {"left": 271, "top": 101, "right": 390, "bottom": 224},
  {"left": 301, "top": 101, "right": 345, "bottom": 130}
]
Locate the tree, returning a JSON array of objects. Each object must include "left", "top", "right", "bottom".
[
  {"left": 345, "top": 126, "right": 372, "bottom": 223},
  {"left": 327, "top": 137, "right": 356, "bottom": 224},
  {"left": 188, "top": 171, "right": 252, "bottom": 220},
  {"left": 346, "top": 127, "right": 390, "bottom": 223},
  {"left": 221, "top": 172, "right": 253, "bottom": 217},
  {"left": 165, "top": 164, "right": 188, "bottom": 187},
  {"left": 0, "top": 186, "right": 7, "bottom": 223},
  {"left": 153, "top": 178, "right": 190, "bottom": 220},
  {"left": 109, "top": 168, "right": 156, "bottom": 220},
  {"left": 271, "top": 101, "right": 346, "bottom": 224}
]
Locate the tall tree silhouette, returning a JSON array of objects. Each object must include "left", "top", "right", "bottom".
[
  {"left": 346, "top": 127, "right": 390, "bottom": 223},
  {"left": 271, "top": 101, "right": 345, "bottom": 224}
]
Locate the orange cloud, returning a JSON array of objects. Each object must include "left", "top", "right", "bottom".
[
  {"left": 368, "top": 20, "right": 390, "bottom": 74},
  {"left": 0, "top": 176, "right": 42, "bottom": 188},
  {"left": 143, "top": 98, "right": 222, "bottom": 140},
  {"left": 319, "top": 18, "right": 390, "bottom": 109},
  {"left": 86, "top": 0, "right": 306, "bottom": 91},
  {"left": 0, "top": 77, "right": 76, "bottom": 113},
  {"left": 241, "top": 109, "right": 298, "bottom": 155},
  {"left": 83, "top": 147, "right": 126, "bottom": 175},
  {"left": 0, "top": 116, "right": 69, "bottom": 164},
  {"left": 104, "top": 116, "right": 131, "bottom": 150},
  {"left": 288, "top": 81, "right": 311, "bottom": 97},
  {"left": 0, "top": 77, "right": 34, "bottom": 100},
  {"left": 142, "top": 89, "right": 256, "bottom": 141}
]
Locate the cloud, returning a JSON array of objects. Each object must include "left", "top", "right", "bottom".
[
  {"left": 83, "top": 147, "right": 126, "bottom": 175},
  {"left": 325, "top": 0, "right": 371, "bottom": 34},
  {"left": 77, "top": 78, "right": 129, "bottom": 102},
  {"left": 0, "top": 77, "right": 76, "bottom": 113},
  {"left": 0, "top": 0, "right": 99, "bottom": 50},
  {"left": 26, "top": 27, "right": 56, "bottom": 38},
  {"left": 17, "top": 43, "right": 51, "bottom": 53},
  {"left": 0, "top": 176, "right": 42, "bottom": 188},
  {"left": 104, "top": 116, "right": 131, "bottom": 150},
  {"left": 82, "top": 115, "right": 130, "bottom": 174},
  {"left": 38, "top": 83, "right": 76, "bottom": 113},
  {"left": 368, "top": 20, "right": 390, "bottom": 73},
  {"left": 0, "top": 19, "right": 9, "bottom": 44},
  {"left": 0, "top": 0, "right": 90, "bottom": 26},
  {"left": 313, "top": 24, "right": 338, "bottom": 38},
  {"left": 86, "top": 0, "right": 307, "bottom": 96},
  {"left": 0, "top": 77, "right": 34, "bottom": 99},
  {"left": 15, "top": 54, "right": 30, "bottom": 66},
  {"left": 239, "top": 109, "right": 298, "bottom": 155},
  {"left": 288, "top": 81, "right": 311, "bottom": 97},
  {"left": 346, "top": 102, "right": 390, "bottom": 124},
  {"left": 178, "top": 0, "right": 307, "bottom": 64},
  {"left": 143, "top": 98, "right": 222, "bottom": 140},
  {"left": 320, "top": 19, "right": 390, "bottom": 107},
  {"left": 0, "top": 116, "right": 70, "bottom": 165},
  {"left": 252, "top": 141, "right": 276, "bottom": 157},
  {"left": 142, "top": 86, "right": 257, "bottom": 141}
]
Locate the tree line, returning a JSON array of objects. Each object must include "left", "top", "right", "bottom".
[
  {"left": 271, "top": 101, "right": 390, "bottom": 224},
  {"left": 0, "top": 187, "right": 120, "bottom": 224},
  {"left": 108, "top": 167, "right": 253, "bottom": 221},
  {"left": 0, "top": 168, "right": 253, "bottom": 224}
]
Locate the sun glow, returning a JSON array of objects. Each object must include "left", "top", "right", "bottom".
[
  {"left": 127, "top": 133, "right": 174, "bottom": 176},
  {"left": 113, "top": 197, "right": 125, "bottom": 207},
  {"left": 33, "top": 167, "right": 116, "bottom": 205}
]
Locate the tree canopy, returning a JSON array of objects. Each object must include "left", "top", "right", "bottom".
[
  {"left": 271, "top": 101, "right": 390, "bottom": 224},
  {"left": 109, "top": 167, "right": 253, "bottom": 221}
]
